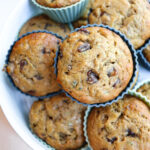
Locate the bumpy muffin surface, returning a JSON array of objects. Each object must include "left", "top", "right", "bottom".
[
  {"left": 143, "top": 45, "right": 150, "bottom": 62},
  {"left": 29, "top": 94, "right": 86, "bottom": 150},
  {"left": 87, "top": 95, "right": 150, "bottom": 150},
  {"left": 36, "top": 0, "right": 80, "bottom": 8},
  {"left": 19, "top": 14, "right": 70, "bottom": 38},
  {"left": 57, "top": 27, "right": 133, "bottom": 104},
  {"left": 137, "top": 83, "right": 150, "bottom": 100},
  {"left": 75, "top": 0, "right": 150, "bottom": 49},
  {"left": 6, "top": 32, "right": 61, "bottom": 97}
]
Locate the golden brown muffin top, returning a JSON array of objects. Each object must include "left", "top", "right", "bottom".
[
  {"left": 57, "top": 27, "right": 133, "bottom": 104},
  {"left": 89, "top": 0, "right": 150, "bottom": 49},
  {"left": 29, "top": 93, "right": 86, "bottom": 150},
  {"left": 19, "top": 14, "right": 71, "bottom": 38},
  {"left": 36, "top": 0, "right": 80, "bottom": 8},
  {"left": 6, "top": 32, "right": 61, "bottom": 97},
  {"left": 87, "top": 95, "right": 150, "bottom": 150}
]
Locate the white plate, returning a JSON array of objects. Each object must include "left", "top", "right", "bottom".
[{"left": 0, "top": 0, "right": 149, "bottom": 150}]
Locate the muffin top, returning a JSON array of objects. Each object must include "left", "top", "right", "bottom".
[
  {"left": 75, "top": 0, "right": 150, "bottom": 49},
  {"left": 143, "top": 45, "right": 150, "bottom": 63},
  {"left": 87, "top": 95, "right": 150, "bottom": 150},
  {"left": 19, "top": 14, "right": 71, "bottom": 38},
  {"left": 137, "top": 83, "right": 150, "bottom": 100},
  {"left": 57, "top": 27, "right": 133, "bottom": 104},
  {"left": 36, "top": 0, "right": 80, "bottom": 8},
  {"left": 29, "top": 93, "right": 86, "bottom": 150},
  {"left": 6, "top": 32, "right": 61, "bottom": 97}
]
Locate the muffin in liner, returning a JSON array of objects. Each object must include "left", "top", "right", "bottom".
[
  {"left": 31, "top": 0, "right": 89, "bottom": 23},
  {"left": 55, "top": 24, "right": 139, "bottom": 107},
  {"left": 84, "top": 90, "right": 150, "bottom": 150},
  {"left": 5, "top": 31, "right": 63, "bottom": 99}
]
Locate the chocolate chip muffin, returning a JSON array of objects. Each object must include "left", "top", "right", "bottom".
[
  {"left": 137, "top": 83, "right": 150, "bottom": 100},
  {"left": 143, "top": 45, "right": 150, "bottom": 63},
  {"left": 57, "top": 26, "right": 133, "bottom": 104},
  {"left": 87, "top": 95, "right": 150, "bottom": 150},
  {"left": 29, "top": 93, "right": 86, "bottom": 150},
  {"left": 6, "top": 32, "right": 61, "bottom": 97},
  {"left": 75, "top": 0, "right": 150, "bottom": 49},
  {"left": 19, "top": 14, "right": 71, "bottom": 38},
  {"left": 36, "top": 0, "right": 80, "bottom": 8}
]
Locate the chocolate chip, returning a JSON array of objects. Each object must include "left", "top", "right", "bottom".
[
  {"left": 20, "top": 59, "right": 28, "bottom": 70},
  {"left": 63, "top": 100, "right": 69, "bottom": 104},
  {"left": 87, "top": 70, "right": 99, "bottom": 84},
  {"left": 113, "top": 78, "right": 120, "bottom": 87},
  {"left": 78, "top": 42, "right": 91, "bottom": 52},
  {"left": 127, "top": 129, "right": 138, "bottom": 137},
  {"left": 107, "top": 67, "right": 117, "bottom": 77},
  {"left": 59, "top": 132, "right": 68, "bottom": 141},
  {"left": 78, "top": 28, "right": 90, "bottom": 34},
  {"left": 30, "top": 23, "right": 36, "bottom": 26},
  {"left": 69, "top": 128, "right": 75, "bottom": 133},
  {"left": 42, "top": 47, "right": 50, "bottom": 54},
  {"left": 34, "top": 74, "right": 43, "bottom": 80},
  {"left": 49, "top": 116, "right": 53, "bottom": 120},
  {"left": 27, "top": 90, "right": 35, "bottom": 95},
  {"left": 106, "top": 137, "right": 117, "bottom": 144},
  {"left": 59, "top": 51, "right": 63, "bottom": 59},
  {"left": 44, "top": 23, "right": 52, "bottom": 29}
]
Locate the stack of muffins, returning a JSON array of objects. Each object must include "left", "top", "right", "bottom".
[{"left": 4, "top": 0, "right": 150, "bottom": 149}]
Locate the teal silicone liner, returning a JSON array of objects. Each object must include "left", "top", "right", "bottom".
[
  {"left": 133, "top": 79, "right": 150, "bottom": 101},
  {"left": 138, "top": 39, "right": 150, "bottom": 69},
  {"left": 83, "top": 91, "right": 150, "bottom": 150},
  {"left": 5, "top": 31, "right": 63, "bottom": 99},
  {"left": 31, "top": 0, "right": 89, "bottom": 23},
  {"left": 55, "top": 24, "right": 139, "bottom": 107}
]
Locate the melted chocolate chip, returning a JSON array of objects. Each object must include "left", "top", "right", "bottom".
[
  {"left": 78, "top": 28, "right": 90, "bottom": 34},
  {"left": 59, "top": 132, "right": 68, "bottom": 141},
  {"left": 27, "top": 90, "right": 35, "bottom": 95},
  {"left": 59, "top": 51, "right": 63, "bottom": 59},
  {"left": 30, "top": 23, "right": 36, "bottom": 26},
  {"left": 34, "top": 74, "right": 43, "bottom": 80},
  {"left": 127, "top": 129, "right": 138, "bottom": 137},
  {"left": 78, "top": 42, "right": 91, "bottom": 52},
  {"left": 49, "top": 116, "right": 53, "bottom": 120},
  {"left": 44, "top": 23, "right": 52, "bottom": 29},
  {"left": 20, "top": 59, "right": 28, "bottom": 70},
  {"left": 42, "top": 47, "right": 50, "bottom": 54},
  {"left": 106, "top": 137, "right": 117, "bottom": 144},
  {"left": 63, "top": 100, "right": 69, "bottom": 104},
  {"left": 107, "top": 67, "right": 117, "bottom": 77},
  {"left": 87, "top": 70, "right": 99, "bottom": 84},
  {"left": 113, "top": 78, "right": 120, "bottom": 87}
]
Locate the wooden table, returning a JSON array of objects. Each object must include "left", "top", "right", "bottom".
[{"left": 0, "top": 108, "right": 32, "bottom": 150}]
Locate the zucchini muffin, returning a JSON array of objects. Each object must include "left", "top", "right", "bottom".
[
  {"left": 57, "top": 26, "right": 133, "bottom": 104},
  {"left": 36, "top": 0, "right": 80, "bottom": 8},
  {"left": 87, "top": 95, "right": 150, "bottom": 150},
  {"left": 19, "top": 14, "right": 71, "bottom": 38},
  {"left": 29, "top": 93, "right": 86, "bottom": 150},
  {"left": 74, "top": 0, "right": 150, "bottom": 49},
  {"left": 143, "top": 45, "right": 150, "bottom": 63},
  {"left": 137, "top": 83, "right": 150, "bottom": 100},
  {"left": 6, "top": 32, "right": 61, "bottom": 97}
]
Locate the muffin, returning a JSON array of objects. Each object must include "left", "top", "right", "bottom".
[
  {"left": 6, "top": 32, "right": 61, "bottom": 97},
  {"left": 137, "top": 83, "right": 150, "bottom": 100},
  {"left": 57, "top": 26, "right": 134, "bottom": 104},
  {"left": 74, "top": 0, "right": 150, "bottom": 49},
  {"left": 36, "top": 0, "right": 81, "bottom": 8},
  {"left": 29, "top": 93, "right": 87, "bottom": 150},
  {"left": 143, "top": 45, "right": 150, "bottom": 63},
  {"left": 19, "top": 14, "right": 71, "bottom": 38},
  {"left": 87, "top": 95, "right": 150, "bottom": 150}
]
